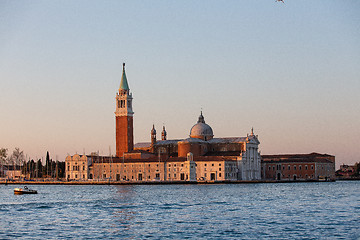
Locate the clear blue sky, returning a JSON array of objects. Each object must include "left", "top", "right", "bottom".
[{"left": 1, "top": 0, "right": 359, "bottom": 168}]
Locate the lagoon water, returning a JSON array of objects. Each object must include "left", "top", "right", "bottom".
[{"left": 0, "top": 181, "right": 359, "bottom": 239}]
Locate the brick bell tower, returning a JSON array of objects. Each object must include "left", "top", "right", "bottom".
[{"left": 115, "top": 63, "right": 134, "bottom": 157}]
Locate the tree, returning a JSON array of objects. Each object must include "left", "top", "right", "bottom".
[
  {"left": 46, "top": 151, "right": 50, "bottom": 177},
  {"left": 36, "top": 159, "right": 43, "bottom": 178},
  {"left": 0, "top": 148, "right": 8, "bottom": 177},
  {"left": 0, "top": 148, "right": 7, "bottom": 161},
  {"left": 28, "top": 159, "right": 36, "bottom": 178},
  {"left": 58, "top": 161, "right": 65, "bottom": 178},
  {"left": 11, "top": 148, "right": 25, "bottom": 170}
]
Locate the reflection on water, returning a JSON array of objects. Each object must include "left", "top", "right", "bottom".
[
  {"left": 0, "top": 182, "right": 359, "bottom": 239},
  {"left": 112, "top": 186, "right": 136, "bottom": 231}
]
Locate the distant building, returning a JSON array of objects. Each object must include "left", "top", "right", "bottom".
[
  {"left": 261, "top": 153, "right": 335, "bottom": 181},
  {"left": 1, "top": 165, "right": 23, "bottom": 179},
  {"left": 336, "top": 163, "right": 359, "bottom": 178},
  {"left": 65, "top": 154, "right": 91, "bottom": 180},
  {"left": 65, "top": 63, "right": 262, "bottom": 182}
]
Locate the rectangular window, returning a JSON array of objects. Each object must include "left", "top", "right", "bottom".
[
  {"left": 288, "top": 165, "right": 290, "bottom": 170},
  {"left": 311, "top": 165, "right": 314, "bottom": 170},
  {"left": 219, "top": 173, "right": 221, "bottom": 177},
  {"left": 219, "top": 168, "right": 221, "bottom": 171},
  {"left": 305, "top": 165, "right": 308, "bottom": 170},
  {"left": 156, "top": 173, "right": 160, "bottom": 178},
  {"left": 83, "top": 175, "right": 85, "bottom": 179},
  {"left": 299, "top": 165, "right": 302, "bottom": 170},
  {"left": 83, "top": 166, "right": 85, "bottom": 171},
  {"left": 294, "top": 166, "right": 296, "bottom": 170},
  {"left": 174, "top": 174, "right": 176, "bottom": 178}
]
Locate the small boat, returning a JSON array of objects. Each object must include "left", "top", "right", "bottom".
[{"left": 14, "top": 186, "right": 38, "bottom": 194}]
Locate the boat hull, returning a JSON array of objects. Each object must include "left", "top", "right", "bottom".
[{"left": 14, "top": 188, "right": 38, "bottom": 194}]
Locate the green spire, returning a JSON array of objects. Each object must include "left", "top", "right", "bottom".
[{"left": 119, "top": 63, "right": 130, "bottom": 91}]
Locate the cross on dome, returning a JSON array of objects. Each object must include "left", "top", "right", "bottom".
[{"left": 198, "top": 111, "right": 205, "bottom": 123}]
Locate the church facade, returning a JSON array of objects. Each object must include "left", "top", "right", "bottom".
[{"left": 65, "top": 64, "right": 261, "bottom": 182}]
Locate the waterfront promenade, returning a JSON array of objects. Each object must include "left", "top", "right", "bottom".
[{"left": 0, "top": 179, "right": 337, "bottom": 185}]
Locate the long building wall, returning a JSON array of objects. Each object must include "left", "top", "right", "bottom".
[
  {"left": 65, "top": 154, "right": 242, "bottom": 182},
  {"left": 261, "top": 153, "right": 335, "bottom": 181}
]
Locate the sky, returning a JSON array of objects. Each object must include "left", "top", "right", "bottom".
[{"left": 0, "top": 0, "right": 359, "bottom": 168}]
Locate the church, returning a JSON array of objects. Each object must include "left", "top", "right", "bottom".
[{"left": 65, "top": 64, "right": 261, "bottom": 182}]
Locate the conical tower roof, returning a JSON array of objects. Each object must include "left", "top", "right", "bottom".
[{"left": 119, "top": 63, "right": 130, "bottom": 91}]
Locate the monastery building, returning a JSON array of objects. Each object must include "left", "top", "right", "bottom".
[{"left": 65, "top": 64, "right": 261, "bottom": 182}]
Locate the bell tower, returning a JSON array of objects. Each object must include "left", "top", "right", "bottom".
[{"left": 115, "top": 63, "right": 134, "bottom": 157}]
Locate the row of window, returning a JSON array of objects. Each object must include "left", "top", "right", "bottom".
[
  {"left": 67, "top": 162, "right": 85, "bottom": 165},
  {"left": 283, "top": 174, "right": 314, "bottom": 179},
  {"left": 92, "top": 173, "right": 161, "bottom": 181},
  {"left": 269, "top": 164, "right": 314, "bottom": 171},
  {"left": 69, "top": 166, "right": 85, "bottom": 171},
  {"left": 68, "top": 174, "right": 86, "bottom": 179},
  {"left": 169, "top": 163, "right": 222, "bottom": 167}
]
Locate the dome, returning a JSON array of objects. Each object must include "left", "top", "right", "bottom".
[{"left": 190, "top": 112, "right": 214, "bottom": 141}]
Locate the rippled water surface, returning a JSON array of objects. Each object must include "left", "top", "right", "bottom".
[{"left": 0, "top": 181, "right": 359, "bottom": 239}]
